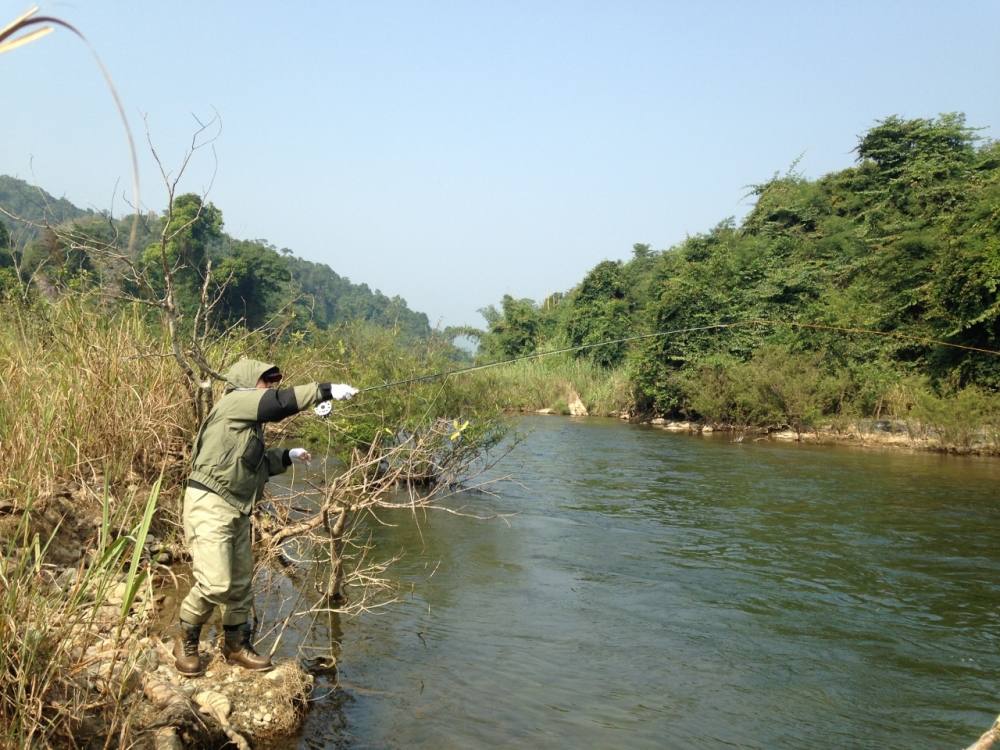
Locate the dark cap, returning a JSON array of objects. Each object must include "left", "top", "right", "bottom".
[{"left": 261, "top": 366, "right": 283, "bottom": 383}]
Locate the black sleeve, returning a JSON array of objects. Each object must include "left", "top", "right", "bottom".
[
  {"left": 256, "top": 388, "right": 300, "bottom": 422},
  {"left": 319, "top": 382, "right": 333, "bottom": 401},
  {"left": 281, "top": 449, "right": 292, "bottom": 467}
]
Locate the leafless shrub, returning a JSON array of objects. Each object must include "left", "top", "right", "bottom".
[{"left": 253, "top": 417, "right": 515, "bottom": 659}]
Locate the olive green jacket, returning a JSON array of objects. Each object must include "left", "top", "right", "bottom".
[{"left": 188, "top": 358, "right": 332, "bottom": 514}]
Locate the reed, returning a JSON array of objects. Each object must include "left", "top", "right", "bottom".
[{"left": 0, "top": 299, "right": 195, "bottom": 511}]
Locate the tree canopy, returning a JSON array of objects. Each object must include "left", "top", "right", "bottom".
[{"left": 476, "top": 113, "right": 1000, "bottom": 422}]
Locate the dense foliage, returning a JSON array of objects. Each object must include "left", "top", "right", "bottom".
[{"left": 476, "top": 114, "right": 1000, "bottom": 431}]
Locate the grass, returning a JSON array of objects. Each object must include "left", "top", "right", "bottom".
[
  {"left": 0, "top": 298, "right": 200, "bottom": 745},
  {"left": 0, "top": 300, "right": 195, "bottom": 512},
  {"left": 470, "top": 355, "right": 632, "bottom": 416},
  {"left": 0, "top": 483, "right": 160, "bottom": 747}
]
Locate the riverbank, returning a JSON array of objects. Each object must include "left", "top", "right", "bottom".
[
  {"left": 481, "top": 351, "right": 1000, "bottom": 460},
  {"left": 514, "top": 383, "right": 1000, "bottom": 457},
  {"left": 638, "top": 416, "right": 1000, "bottom": 457},
  {"left": 0, "top": 475, "right": 317, "bottom": 748}
]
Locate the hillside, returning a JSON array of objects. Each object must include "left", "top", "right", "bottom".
[
  {"left": 0, "top": 175, "right": 93, "bottom": 236},
  {"left": 0, "top": 176, "right": 430, "bottom": 337}
]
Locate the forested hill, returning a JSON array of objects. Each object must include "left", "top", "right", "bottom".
[
  {"left": 476, "top": 114, "right": 1000, "bottom": 424},
  {"left": 0, "top": 176, "right": 430, "bottom": 338},
  {"left": 0, "top": 175, "right": 94, "bottom": 230}
]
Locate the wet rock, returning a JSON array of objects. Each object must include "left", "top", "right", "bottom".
[
  {"left": 771, "top": 430, "right": 799, "bottom": 441},
  {"left": 302, "top": 655, "right": 337, "bottom": 675},
  {"left": 654, "top": 420, "right": 694, "bottom": 432}
]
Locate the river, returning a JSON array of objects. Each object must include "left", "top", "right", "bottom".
[{"left": 285, "top": 415, "right": 1000, "bottom": 749}]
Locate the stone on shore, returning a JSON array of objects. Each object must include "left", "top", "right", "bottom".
[{"left": 566, "top": 390, "right": 588, "bottom": 416}]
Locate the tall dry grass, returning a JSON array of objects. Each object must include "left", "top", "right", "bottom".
[
  {"left": 0, "top": 299, "right": 191, "bottom": 745},
  {"left": 472, "top": 355, "right": 632, "bottom": 415},
  {"left": 0, "top": 299, "right": 196, "bottom": 511}
]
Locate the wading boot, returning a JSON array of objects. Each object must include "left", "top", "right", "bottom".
[
  {"left": 173, "top": 620, "right": 204, "bottom": 677},
  {"left": 222, "top": 623, "right": 273, "bottom": 671}
]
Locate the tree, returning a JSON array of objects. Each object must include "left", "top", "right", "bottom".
[
  {"left": 140, "top": 193, "right": 223, "bottom": 316},
  {"left": 855, "top": 113, "right": 979, "bottom": 219},
  {"left": 20, "top": 227, "right": 94, "bottom": 289},
  {"left": 565, "top": 260, "right": 632, "bottom": 367},
  {"left": 0, "top": 222, "right": 17, "bottom": 296},
  {"left": 214, "top": 240, "right": 291, "bottom": 329},
  {"left": 479, "top": 295, "right": 541, "bottom": 358}
]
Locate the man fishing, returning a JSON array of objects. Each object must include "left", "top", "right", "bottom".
[{"left": 173, "top": 358, "right": 357, "bottom": 676}]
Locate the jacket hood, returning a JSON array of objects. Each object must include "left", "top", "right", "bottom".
[{"left": 223, "top": 358, "right": 277, "bottom": 392}]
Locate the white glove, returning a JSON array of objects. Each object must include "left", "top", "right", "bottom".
[
  {"left": 328, "top": 383, "right": 358, "bottom": 401},
  {"left": 289, "top": 448, "right": 312, "bottom": 465}
]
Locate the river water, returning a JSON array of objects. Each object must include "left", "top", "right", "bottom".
[{"left": 289, "top": 415, "right": 1000, "bottom": 749}]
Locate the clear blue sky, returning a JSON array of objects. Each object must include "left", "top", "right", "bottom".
[{"left": 4, "top": 1, "right": 999, "bottom": 327}]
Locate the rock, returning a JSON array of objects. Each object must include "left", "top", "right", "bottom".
[
  {"left": 656, "top": 421, "right": 693, "bottom": 432},
  {"left": 771, "top": 430, "right": 799, "bottom": 441},
  {"left": 567, "top": 393, "right": 588, "bottom": 417},
  {"left": 137, "top": 647, "right": 160, "bottom": 671},
  {"left": 105, "top": 583, "right": 124, "bottom": 605},
  {"left": 56, "top": 567, "right": 79, "bottom": 590},
  {"left": 535, "top": 408, "right": 554, "bottom": 415},
  {"left": 651, "top": 417, "right": 667, "bottom": 425},
  {"left": 154, "top": 726, "right": 183, "bottom": 750},
  {"left": 93, "top": 658, "right": 140, "bottom": 694},
  {"left": 702, "top": 425, "right": 714, "bottom": 434}
]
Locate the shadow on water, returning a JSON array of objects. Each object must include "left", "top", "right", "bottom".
[{"left": 274, "top": 416, "right": 1000, "bottom": 749}]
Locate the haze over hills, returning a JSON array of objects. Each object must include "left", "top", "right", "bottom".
[{"left": 0, "top": 175, "right": 431, "bottom": 338}]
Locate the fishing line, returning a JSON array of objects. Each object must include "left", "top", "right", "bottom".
[
  {"left": 750, "top": 319, "right": 1000, "bottom": 357},
  {"left": 355, "top": 322, "right": 744, "bottom": 394},
  {"left": 313, "top": 318, "right": 1000, "bottom": 415}
]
